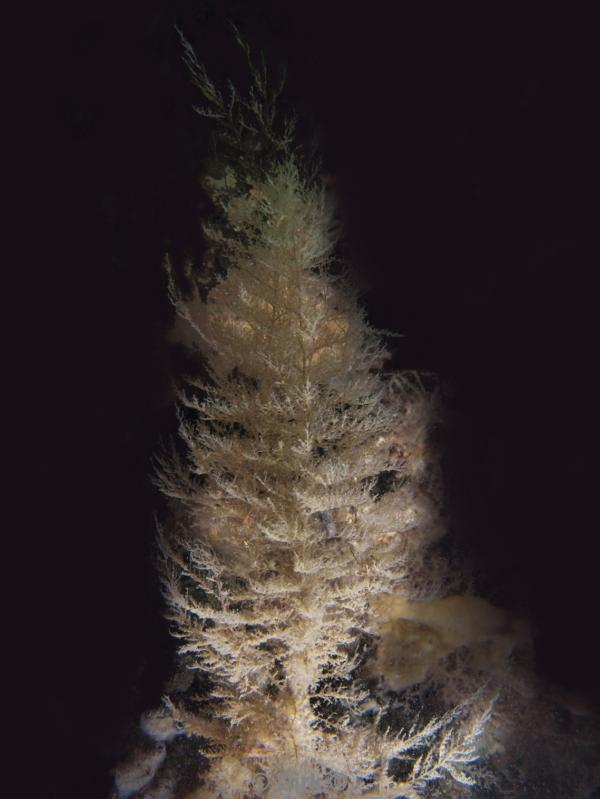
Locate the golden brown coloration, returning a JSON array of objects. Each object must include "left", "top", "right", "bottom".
[{"left": 146, "top": 38, "right": 502, "bottom": 794}]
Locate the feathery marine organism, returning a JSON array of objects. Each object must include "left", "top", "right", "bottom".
[{"left": 111, "top": 25, "right": 600, "bottom": 799}]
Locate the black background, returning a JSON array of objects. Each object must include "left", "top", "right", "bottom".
[{"left": 36, "top": 3, "right": 598, "bottom": 797}]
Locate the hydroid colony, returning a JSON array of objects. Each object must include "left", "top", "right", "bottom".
[{"left": 111, "top": 27, "right": 599, "bottom": 799}]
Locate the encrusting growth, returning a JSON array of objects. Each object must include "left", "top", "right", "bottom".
[{"left": 110, "top": 25, "right": 600, "bottom": 799}]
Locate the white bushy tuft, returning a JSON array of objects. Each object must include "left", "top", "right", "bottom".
[{"left": 109, "top": 27, "right": 600, "bottom": 799}]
